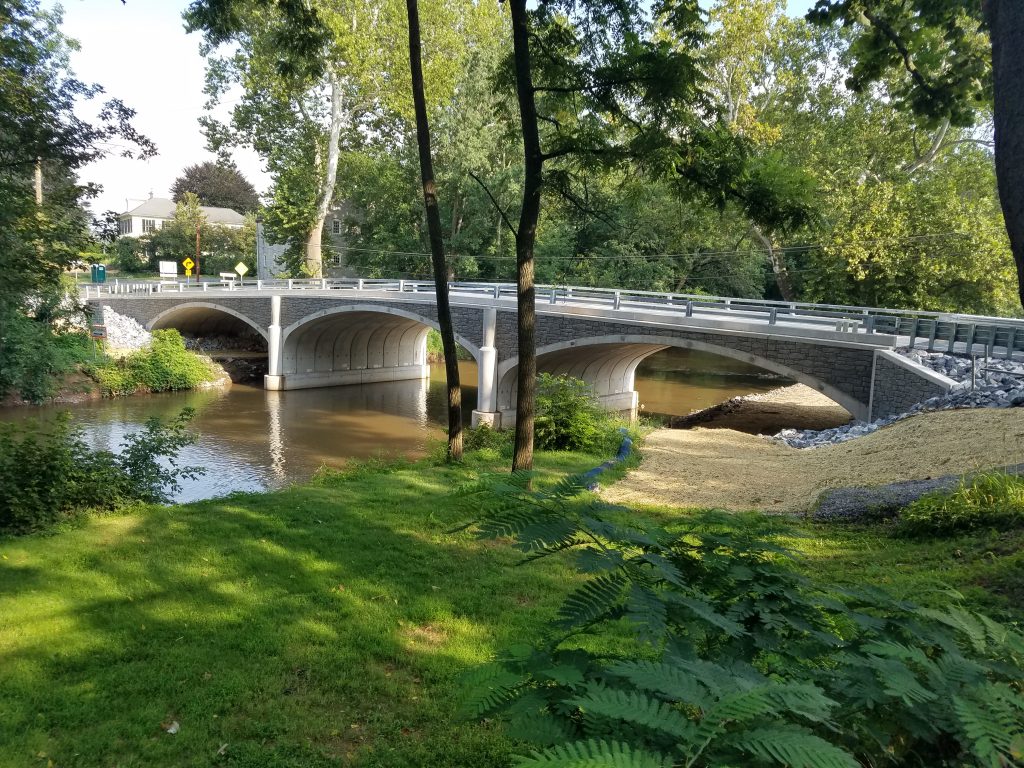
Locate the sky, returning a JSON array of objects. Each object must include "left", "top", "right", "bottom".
[
  {"left": 52, "top": 0, "right": 819, "bottom": 218},
  {"left": 51, "top": 0, "right": 269, "bottom": 217}
]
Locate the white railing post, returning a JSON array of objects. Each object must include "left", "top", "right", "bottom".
[
  {"left": 358, "top": 278, "right": 364, "bottom": 290},
  {"left": 321, "top": 278, "right": 327, "bottom": 289},
  {"left": 613, "top": 291, "right": 621, "bottom": 310},
  {"left": 287, "top": 279, "right": 294, "bottom": 290},
  {"left": 257, "top": 279, "right": 263, "bottom": 290},
  {"left": 399, "top": 279, "right": 405, "bottom": 292}
]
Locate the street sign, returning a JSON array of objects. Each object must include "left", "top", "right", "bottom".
[
  {"left": 182, "top": 257, "right": 195, "bottom": 271},
  {"left": 234, "top": 262, "right": 249, "bottom": 276},
  {"left": 185, "top": 268, "right": 192, "bottom": 277},
  {"left": 90, "top": 324, "right": 107, "bottom": 339}
]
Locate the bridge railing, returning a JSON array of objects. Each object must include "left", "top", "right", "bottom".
[{"left": 80, "top": 277, "right": 1024, "bottom": 358}]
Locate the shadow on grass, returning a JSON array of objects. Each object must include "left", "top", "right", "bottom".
[{"left": 0, "top": 458, "right": 593, "bottom": 768}]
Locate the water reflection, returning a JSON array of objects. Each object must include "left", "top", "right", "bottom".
[{"left": 0, "top": 350, "right": 789, "bottom": 502}]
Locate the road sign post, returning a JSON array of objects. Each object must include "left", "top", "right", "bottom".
[
  {"left": 182, "top": 258, "right": 195, "bottom": 286},
  {"left": 235, "top": 261, "right": 249, "bottom": 287}
]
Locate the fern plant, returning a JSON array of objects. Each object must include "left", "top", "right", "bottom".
[{"left": 456, "top": 473, "right": 1024, "bottom": 768}]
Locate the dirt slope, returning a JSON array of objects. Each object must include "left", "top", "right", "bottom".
[{"left": 605, "top": 408, "right": 1024, "bottom": 513}]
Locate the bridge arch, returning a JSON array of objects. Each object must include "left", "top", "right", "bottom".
[
  {"left": 146, "top": 302, "right": 269, "bottom": 342},
  {"left": 275, "top": 304, "right": 481, "bottom": 391},
  {"left": 495, "top": 334, "right": 860, "bottom": 419}
]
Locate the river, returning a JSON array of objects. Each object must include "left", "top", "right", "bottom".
[{"left": 0, "top": 348, "right": 785, "bottom": 502}]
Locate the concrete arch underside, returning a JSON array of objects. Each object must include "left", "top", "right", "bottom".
[
  {"left": 147, "top": 303, "right": 269, "bottom": 342},
  {"left": 275, "top": 307, "right": 479, "bottom": 391},
  {"left": 495, "top": 334, "right": 860, "bottom": 422}
]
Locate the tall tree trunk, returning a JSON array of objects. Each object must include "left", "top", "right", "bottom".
[
  {"left": 986, "top": 0, "right": 1024, "bottom": 310},
  {"left": 751, "top": 224, "right": 794, "bottom": 301},
  {"left": 305, "top": 72, "right": 345, "bottom": 278},
  {"left": 406, "top": 0, "right": 463, "bottom": 461},
  {"left": 509, "top": 0, "right": 543, "bottom": 473}
]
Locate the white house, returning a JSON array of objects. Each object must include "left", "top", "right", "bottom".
[{"left": 118, "top": 195, "right": 246, "bottom": 236}]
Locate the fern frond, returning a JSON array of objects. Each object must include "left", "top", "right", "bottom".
[
  {"left": 460, "top": 666, "right": 527, "bottom": 718},
  {"left": 576, "top": 548, "right": 625, "bottom": 573},
  {"left": 514, "top": 739, "right": 673, "bottom": 768},
  {"left": 666, "top": 593, "right": 746, "bottom": 637},
  {"left": 556, "top": 572, "right": 629, "bottom": 629},
  {"left": 626, "top": 585, "right": 669, "bottom": 645},
  {"left": 953, "top": 689, "right": 1023, "bottom": 768},
  {"left": 605, "top": 659, "right": 711, "bottom": 709},
  {"left": 917, "top": 606, "right": 988, "bottom": 653},
  {"left": 730, "top": 724, "right": 859, "bottom": 768},
  {"left": 568, "top": 684, "right": 696, "bottom": 741}
]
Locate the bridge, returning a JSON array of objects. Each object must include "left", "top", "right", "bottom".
[{"left": 87, "top": 278, "right": 1021, "bottom": 426}]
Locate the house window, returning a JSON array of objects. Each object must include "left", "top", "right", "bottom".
[
  {"left": 331, "top": 219, "right": 341, "bottom": 235},
  {"left": 119, "top": 218, "right": 132, "bottom": 235},
  {"left": 142, "top": 219, "right": 157, "bottom": 233}
]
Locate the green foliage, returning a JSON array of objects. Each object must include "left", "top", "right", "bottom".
[
  {"left": 459, "top": 476, "right": 1024, "bottom": 767},
  {"left": 534, "top": 374, "right": 625, "bottom": 455},
  {"left": 86, "top": 330, "right": 217, "bottom": 396},
  {"left": 0, "top": 278, "right": 93, "bottom": 403},
  {"left": 171, "top": 160, "right": 260, "bottom": 212},
  {"left": 899, "top": 472, "right": 1024, "bottom": 537},
  {"left": 0, "top": 409, "right": 202, "bottom": 535}
]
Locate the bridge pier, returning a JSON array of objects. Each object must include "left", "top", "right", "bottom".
[
  {"left": 265, "top": 295, "right": 284, "bottom": 390},
  {"left": 472, "top": 308, "right": 501, "bottom": 428}
]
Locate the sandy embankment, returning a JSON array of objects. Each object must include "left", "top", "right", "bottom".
[
  {"left": 667, "top": 384, "right": 852, "bottom": 434},
  {"left": 607, "top": 387, "right": 1024, "bottom": 513}
]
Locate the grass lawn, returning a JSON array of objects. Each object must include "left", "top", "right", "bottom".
[{"left": 1, "top": 452, "right": 1021, "bottom": 767}]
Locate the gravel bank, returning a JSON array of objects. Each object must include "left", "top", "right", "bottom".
[
  {"left": 603, "top": 408, "right": 1024, "bottom": 514},
  {"left": 776, "top": 351, "right": 1024, "bottom": 449}
]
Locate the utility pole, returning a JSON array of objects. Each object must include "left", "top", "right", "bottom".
[
  {"left": 195, "top": 220, "right": 201, "bottom": 277},
  {"left": 34, "top": 157, "right": 42, "bottom": 205}
]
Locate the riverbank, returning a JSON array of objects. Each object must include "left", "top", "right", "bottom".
[
  {"left": 668, "top": 383, "right": 850, "bottom": 434},
  {"left": 605, "top": 407, "right": 1024, "bottom": 513},
  {"left": 1, "top": 449, "right": 1020, "bottom": 767}
]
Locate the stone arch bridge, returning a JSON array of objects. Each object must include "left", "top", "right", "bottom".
[{"left": 89, "top": 280, "right": 982, "bottom": 426}]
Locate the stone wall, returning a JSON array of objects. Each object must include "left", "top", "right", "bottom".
[{"left": 869, "top": 350, "right": 956, "bottom": 420}]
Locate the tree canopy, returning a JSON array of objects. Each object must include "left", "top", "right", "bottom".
[{"left": 170, "top": 161, "right": 260, "bottom": 212}]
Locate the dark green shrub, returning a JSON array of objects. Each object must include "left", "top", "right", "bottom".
[
  {"left": 458, "top": 474, "right": 1024, "bottom": 768},
  {"left": 899, "top": 472, "right": 1024, "bottom": 536},
  {"left": 464, "top": 423, "right": 513, "bottom": 456},
  {"left": 534, "top": 373, "right": 626, "bottom": 454},
  {"left": 0, "top": 410, "right": 203, "bottom": 535},
  {"left": 86, "top": 329, "right": 216, "bottom": 395}
]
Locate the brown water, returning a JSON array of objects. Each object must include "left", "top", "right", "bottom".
[{"left": 0, "top": 349, "right": 785, "bottom": 502}]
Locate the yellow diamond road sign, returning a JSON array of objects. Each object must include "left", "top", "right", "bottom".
[
  {"left": 235, "top": 262, "right": 249, "bottom": 276},
  {"left": 182, "top": 257, "right": 195, "bottom": 270}
]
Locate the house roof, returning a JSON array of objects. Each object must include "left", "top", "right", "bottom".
[{"left": 121, "top": 197, "right": 246, "bottom": 227}]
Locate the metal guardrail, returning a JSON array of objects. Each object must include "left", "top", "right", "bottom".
[{"left": 82, "top": 277, "right": 1024, "bottom": 359}]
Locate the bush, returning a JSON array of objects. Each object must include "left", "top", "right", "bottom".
[
  {"left": 0, "top": 410, "right": 203, "bottom": 535},
  {"left": 463, "top": 423, "right": 514, "bottom": 459},
  {"left": 86, "top": 329, "right": 217, "bottom": 395},
  {"left": 899, "top": 472, "right": 1024, "bottom": 536},
  {"left": 459, "top": 474, "right": 1024, "bottom": 768},
  {"left": 534, "top": 373, "right": 626, "bottom": 454}
]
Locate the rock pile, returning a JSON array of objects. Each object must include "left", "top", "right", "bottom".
[
  {"left": 183, "top": 334, "right": 266, "bottom": 353},
  {"left": 775, "top": 349, "right": 1024, "bottom": 449},
  {"left": 99, "top": 306, "right": 152, "bottom": 350}
]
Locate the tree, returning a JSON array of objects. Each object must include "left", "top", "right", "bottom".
[
  {"left": 405, "top": 0, "right": 462, "bottom": 461},
  {"left": 806, "top": 1, "right": 1024, "bottom": 310},
  {"left": 171, "top": 161, "right": 260, "bottom": 212},
  {"left": 0, "top": 0, "right": 152, "bottom": 400},
  {"left": 497, "top": 0, "right": 816, "bottom": 471}
]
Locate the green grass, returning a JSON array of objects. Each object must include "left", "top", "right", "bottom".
[{"left": 1, "top": 451, "right": 1021, "bottom": 767}]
